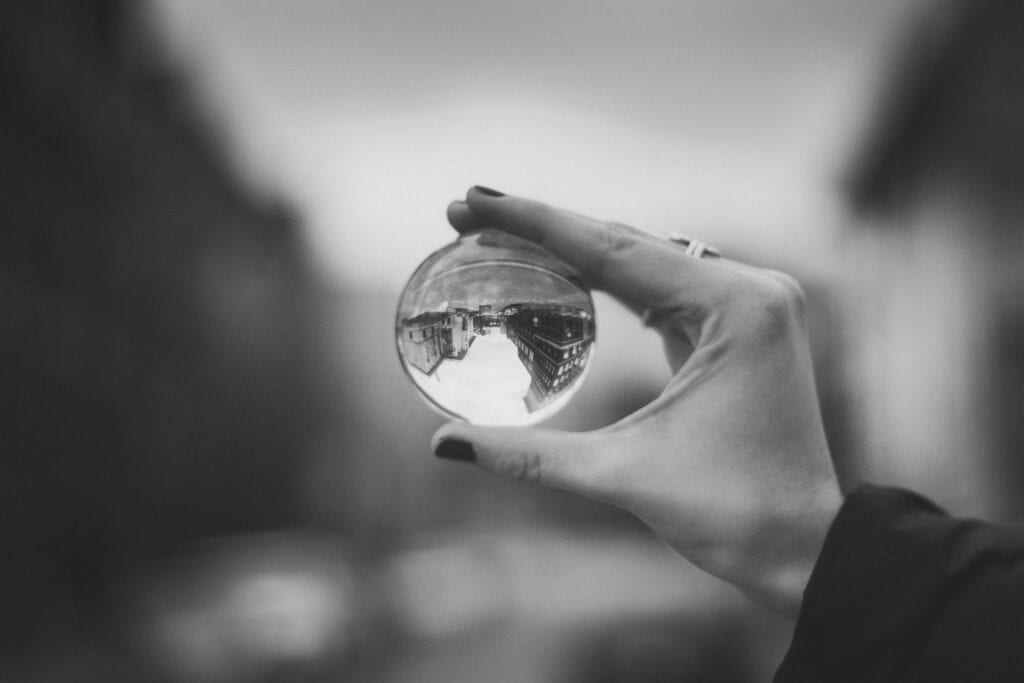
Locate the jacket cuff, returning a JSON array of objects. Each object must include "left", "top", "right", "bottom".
[{"left": 775, "top": 484, "right": 955, "bottom": 680}]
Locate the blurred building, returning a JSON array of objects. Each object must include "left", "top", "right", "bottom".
[
  {"left": 0, "top": 0, "right": 328, "bottom": 676},
  {"left": 842, "top": 0, "right": 1024, "bottom": 518}
]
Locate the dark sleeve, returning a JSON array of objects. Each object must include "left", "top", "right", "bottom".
[{"left": 774, "top": 484, "right": 1024, "bottom": 683}]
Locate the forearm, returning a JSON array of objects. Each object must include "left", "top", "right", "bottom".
[{"left": 777, "top": 484, "right": 1024, "bottom": 682}]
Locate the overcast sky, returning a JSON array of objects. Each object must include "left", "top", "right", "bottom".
[
  {"left": 405, "top": 263, "right": 590, "bottom": 316},
  {"left": 149, "top": 0, "right": 928, "bottom": 289}
]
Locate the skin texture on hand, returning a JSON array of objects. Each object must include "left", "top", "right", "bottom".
[{"left": 432, "top": 186, "right": 842, "bottom": 619}]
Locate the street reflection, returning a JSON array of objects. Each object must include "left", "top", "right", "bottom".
[
  {"left": 396, "top": 230, "right": 596, "bottom": 425},
  {"left": 399, "top": 298, "right": 594, "bottom": 424}
]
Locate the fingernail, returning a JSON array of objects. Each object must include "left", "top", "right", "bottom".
[
  {"left": 473, "top": 185, "right": 505, "bottom": 198},
  {"left": 434, "top": 438, "right": 476, "bottom": 462}
]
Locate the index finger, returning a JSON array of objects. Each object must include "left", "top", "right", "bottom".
[{"left": 448, "top": 186, "right": 736, "bottom": 316}]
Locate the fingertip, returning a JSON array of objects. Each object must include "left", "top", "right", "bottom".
[
  {"left": 431, "top": 420, "right": 484, "bottom": 452},
  {"left": 431, "top": 422, "right": 487, "bottom": 464},
  {"left": 468, "top": 185, "right": 506, "bottom": 199},
  {"left": 434, "top": 438, "right": 476, "bottom": 463},
  {"left": 430, "top": 422, "right": 461, "bottom": 452},
  {"left": 447, "top": 200, "right": 484, "bottom": 233},
  {"left": 465, "top": 185, "right": 514, "bottom": 214}
]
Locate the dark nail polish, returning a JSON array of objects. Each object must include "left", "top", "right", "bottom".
[
  {"left": 473, "top": 185, "right": 505, "bottom": 198},
  {"left": 435, "top": 439, "right": 476, "bottom": 462}
]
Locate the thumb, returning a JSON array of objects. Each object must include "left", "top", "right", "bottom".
[{"left": 430, "top": 422, "right": 621, "bottom": 499}]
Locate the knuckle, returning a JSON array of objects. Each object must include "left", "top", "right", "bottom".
[
  {"left": 734, "top": 272, "right": 806, "bottom": 339},
  {"left": 593, "top": 223, "right": 639, "bottom": 281},
  {"left": 757, "top": 280, "right": 797, "bottom": 319},
  {"left": 497, "top": 450, "right": 544, "bottom": 485},
  {"left": 604, "top": 220, "right": 637, "bottom": 235},
  {"left": 765, "top": 270, "right": 807, "bottom": 308}
]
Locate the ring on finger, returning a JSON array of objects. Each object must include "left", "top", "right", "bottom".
[{"left": 668, "top": 232, "right": 721, "bottom": 259}]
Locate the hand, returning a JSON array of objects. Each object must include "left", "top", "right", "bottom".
[{"left": 432, "top": 186, "right": 842, "bottom": 618}]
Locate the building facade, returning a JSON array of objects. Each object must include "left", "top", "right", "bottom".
[
  {"left": 440, "top": 308, "right": 474, "bottom": 359},
  {"left": 402, "top": 312, "right": 444, "bottom": 375},
  {"left": 401, "top": 308, "right": 477, "bottom": 374},
  {"left": 505, "top": 304, "right": 595, "bottom": 411}
]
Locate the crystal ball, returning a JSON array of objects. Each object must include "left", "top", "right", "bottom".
[{"left": 395, "top": 229, "right": 596, "bottom": 426}]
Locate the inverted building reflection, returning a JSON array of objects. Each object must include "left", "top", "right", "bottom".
[
  {"left": 399, "top": 302, "right": 594, "bottom": 417},
  {"left": 402, "top": 308, "right": 476, "bottom": 375},
  {"left": 505, "top": 304, "right": 593, "bottom": 412}
]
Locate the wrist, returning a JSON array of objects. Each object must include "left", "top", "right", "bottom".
[{"left": 740, "top": 477, "right": 843, "bottom": 618}]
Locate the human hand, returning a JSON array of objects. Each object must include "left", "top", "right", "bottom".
[{"left": 432, "top": 186, "right": 842, "bottom": 618}]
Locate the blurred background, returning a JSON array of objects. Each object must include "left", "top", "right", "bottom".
[{"left": 3, "top": 0, "right": 1023, "bottom": 680}]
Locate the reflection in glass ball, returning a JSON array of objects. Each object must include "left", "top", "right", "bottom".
[{"left": 395, "top": 229, "right": 596, "bottom": 426}]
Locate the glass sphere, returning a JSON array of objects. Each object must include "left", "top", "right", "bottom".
[{"left": 395, "top": 229, "right": 596, "bottom": 426}]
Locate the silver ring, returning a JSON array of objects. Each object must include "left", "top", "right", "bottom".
[
  {"left": 644, "top": 232, "right": 722, "bottom": 327},
  {"left": 668, "top": 232, "right": 720, "bottom": 259}
]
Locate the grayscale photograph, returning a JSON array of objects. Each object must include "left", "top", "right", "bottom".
[{"left": 3, "top": 1, "right": 1023, "bottom": 681}]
